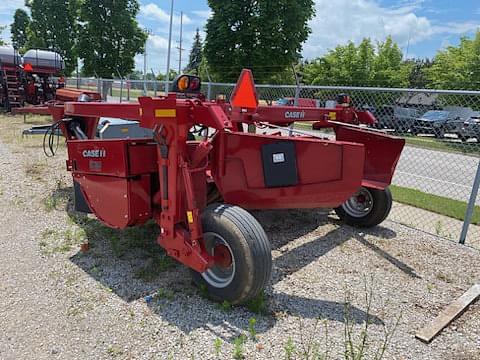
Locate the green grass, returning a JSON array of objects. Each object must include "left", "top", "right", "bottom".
[
  {"left": 39, "top": 227, "right": 87, "bottom": 255},
  {"left": 245, "top": 290, "right": 269, "bottom": 314},
  {"left": 404, "top": 136, "right": 480, "bottom": 156},
  {"left": 390, "top": 185, "right": 480, "bottom": 225}
]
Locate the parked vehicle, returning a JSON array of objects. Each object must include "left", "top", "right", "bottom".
[
  {"left": 374, "top": 105, "right": 419, "bottom": 132},
  {"left": 411, "top": 107, "right": 474, "bottom": 138},
  {"left": 458, "top": 113, "right": 480, "bottom": 142},
  {"left": 274, "top": 97, "right": 320, "bottom": 107}
]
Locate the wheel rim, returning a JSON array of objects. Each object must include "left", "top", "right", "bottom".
[
  {"left": 342, "top": 187, "right": 374, "bottom": 218},
  {"left": 201, "top": 232, "right": 236, "bottom": 288}
]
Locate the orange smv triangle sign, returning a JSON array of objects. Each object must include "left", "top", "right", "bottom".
[{"left": 230, "top": 69, "right": 258, "bottom": 109}]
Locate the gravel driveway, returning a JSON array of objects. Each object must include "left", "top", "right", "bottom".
[{"left": 0, "top": 115, "right": 479, "bottom": 360}]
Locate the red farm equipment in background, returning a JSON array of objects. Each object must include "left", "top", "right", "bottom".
[
  {"left": 0, "top": 46, "right": 22, "bottom": 112},
  {"left": 16, "top": 69, "right": 405, "bottom": 304},
  {"left": 21, "top": 49, "right": 65, "bottom": 106},
  {"left": 0, "top": 46, "right": 64, "bottom": 112}
]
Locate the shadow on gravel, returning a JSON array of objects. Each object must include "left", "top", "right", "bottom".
[
  {"left": 252, "top": 208, "right": 329, "bottom": 249},
  {"left": 55, "top": 186, "right": 384, "bottom": 338},
  {"left": 271, "top": 293, "right": 384, "bottom": 325},
  {"left": 353, "top": 231, "right": 421, "bottom": 279}
]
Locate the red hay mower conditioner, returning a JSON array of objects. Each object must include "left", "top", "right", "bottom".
[{"left": 24, "top": 70, "right": 405, "bottom": 304}]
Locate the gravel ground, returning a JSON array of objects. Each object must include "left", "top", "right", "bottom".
[{"left": 0, "top": 114, "right": 479, "bottom": 360}]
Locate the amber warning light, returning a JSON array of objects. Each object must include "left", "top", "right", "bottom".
[
  {"left": 230, "top": 69, "right": 259, "bottom": 110},
  {"left": 172, "top": 75, "right": 202, "bottom": 93}
]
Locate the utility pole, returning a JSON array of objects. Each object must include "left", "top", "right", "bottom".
[
  {"left": 176, "top": 12, "right": 185, "bottom": 74},
  {"left": 143, "top": 28, "right": 152, "bottom": 95},
  {"left": 165, "top": 0, "right": 174, "bottom": 92}
]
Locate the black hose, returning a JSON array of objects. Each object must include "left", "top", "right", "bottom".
[{"left": 43, "top": 120, "right": 63, "bottom": 157}]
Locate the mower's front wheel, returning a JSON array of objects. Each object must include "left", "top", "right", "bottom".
[
  {"left": 335, "top": 187, "right": 392, "bottom": 228},
  {"left": 190, "top": 204, "right": 272, "bottom": 305}
]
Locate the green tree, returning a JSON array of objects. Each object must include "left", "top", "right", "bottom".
[
  {"left": 185, "top": 28, "right": 203, "bottom": 75},
  {"left": 427, "top": 31, "right": 480, "bottom": 90},
  {"left": 303, "top": 37, "right": 410, "bottom": 87},
  {"left": 204, "top": 0, "right": 315, "bottom": 83},
  {"left": 128, "top": 70, "right": 144, "bottom": 80},
  {"left": 11, "top": 9, "right": 30, "bottom": 52},
  {"left": 0, "top": 25, "right": 6, "bottom": 46},
  {"left": 304, "top": 39, "right": 375, "bottom": 86},
  {"left": 405, "top": 58, "right": 432, "bottom": 89},
  {"left": 26, "top": 0, "right": 79, "bottom": 74},
  {"left": 78, "top": 0, "right": 147, "bottom": 79},
  {"left": 156, "top": 69, "right": 179, "bottom": 81},
  {"left": 373, "top": 36, "right": 408, "bottom": 87}
]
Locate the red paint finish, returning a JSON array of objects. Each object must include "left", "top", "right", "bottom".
[
  {"left": 67, "top": 139, "right": 156, "bottom": 177},
  {"left": 252, "top": 106, "right": 376, "bottom": 126},
  {"left": 24, "top": 69, "right": 406, "bottom": 278},
  {"left": 334, "top": 124, "right": 405, "bottom": 189},
  {"left": 74, "top": 173, "right": 152, "bottom": 228},
  {"left": 55, "top": 88, "right": 102, "bottom": 102},
  {"left": 211, "top": 131, "right": 366, "bottom": 209}
]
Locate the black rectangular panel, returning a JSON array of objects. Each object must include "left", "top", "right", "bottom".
[{"left": 261, "top": 141, "right": 298, "bottom": 187}]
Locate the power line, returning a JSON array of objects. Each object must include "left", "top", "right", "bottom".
[
  {"left": 165, "top": 0, "right": 174, "bottom": 92},
  {"left": 176, "top": 11, "right": 185, "bottom": 74}
]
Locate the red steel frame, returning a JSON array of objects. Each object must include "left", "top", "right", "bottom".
[{"left": 17, "top": 70, "right": 405, "bottom": 274}]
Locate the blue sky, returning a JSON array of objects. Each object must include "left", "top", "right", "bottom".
[{"left": 1, "top": 0, "right": 479, "bottom": 74}]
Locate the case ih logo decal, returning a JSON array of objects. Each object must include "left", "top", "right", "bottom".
[
  {"left": 284, "top": 111, "right": 305, "bottom": 119},
  {"left": 82, "top": 149, "right": 106, "bottom": 158}
]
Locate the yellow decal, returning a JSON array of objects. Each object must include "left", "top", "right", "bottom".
[
  {"left": 329, "top": 112, "right": 337, "bottom": 120},
  {"left": 121, "top": 128, "right": 129, "bottom": 133},
  {"left": 155, "top": 109, "right": 177, "bottom": 118},
  {"left": 187, "top": 211, "right": 194, "bottom": 224}
]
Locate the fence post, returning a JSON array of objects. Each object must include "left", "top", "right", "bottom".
[
  {"left": 116, "top": 70, "right": 123, "bottom": 103},
  {"left": 206, "top": 70, "right": 213, "bottom": 100},
  {"left": 460, "top": 160, "right": 480, "bottom": 245},
  {"left": 119, "top": 78, "right": 123, "bottom": 103},
  {"left": 289, "top": 64, "right": 301, "bottom": 136}
]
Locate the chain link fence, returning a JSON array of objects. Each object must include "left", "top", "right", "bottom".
[{"left": 66, "top": 77, "right": 480, "bottom": 249}]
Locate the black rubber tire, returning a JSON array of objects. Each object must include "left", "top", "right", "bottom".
[
  {"left": 335, "top": 187, "right": 392, "bottom": 228},
  {"left": 190, "top": 203, "right": 272, "bottom": 304}
]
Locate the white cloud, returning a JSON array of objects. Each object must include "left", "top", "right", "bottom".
[
  {"left": 191, "top": 10, "right": 212, "bottom": 20},
  {"left": 140, "top": 3, "right": 191, "bottom": 25},
  {"left": 149, "top": 33, "right": 169, "bottom": 49},
  {"left": 432, "top": 21, "right": 480, "bottom": 35},
  {"left": 303, "top": 0, "right": 480, "bottom": 59},
  {"left": 138, "top": 30, "right": 198, "bottom": 74},
  {"left": 0, "top": 0, "right": 26, "bottom": 16}
]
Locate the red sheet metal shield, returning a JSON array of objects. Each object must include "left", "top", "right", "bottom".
[
  {"left": 230, "top": 69, "right": 258, "bottom": 109},
  {"left": 211, "top": 131, "right": 366, "bottom": 209}
]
